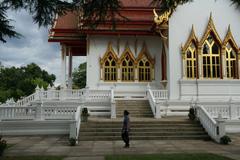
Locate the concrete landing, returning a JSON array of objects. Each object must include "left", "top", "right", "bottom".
[{"left": 3, "top": 134, "right": 240, "bottom": 160}]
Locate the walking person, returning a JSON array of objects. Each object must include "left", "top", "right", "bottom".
[{"left": 121, "top": 110, "right": 130, "bottom": 148}]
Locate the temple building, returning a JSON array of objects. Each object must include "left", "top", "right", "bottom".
[
  {"left": 49, "top": 0, "right": 240, "bottom": 101},
  {"left": 1, "top": 0, "right": 240, "bottom": 142}
]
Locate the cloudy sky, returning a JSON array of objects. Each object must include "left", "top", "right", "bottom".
[{"left": 0, "top": 10, "right": 86, "bottom": 85}]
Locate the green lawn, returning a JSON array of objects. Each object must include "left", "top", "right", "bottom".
[
  {"left": 0, "top": 156, "right": 64, "bottom": 160},
  {"left": 105, "top": 153, "right": 233, "bottom": 160}
]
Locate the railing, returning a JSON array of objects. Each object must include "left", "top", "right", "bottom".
[
  {"left": 195, "top": 105, "right": 225, "bottom": 143},
  {"left": 198, "top": 100, "right": 240, "bottom": 120},
  {"left": 16, "top": 93, "right": 37, "bottom": 106},
  {"left": 85, "top": 90, "right": 111, "bottom": 102},
  {"left": 0, "top": 106, "right": 37, "bottom": 120},
  {"left": 0, "top": 105, "right": 78, "bottom": 121},
  {"left": 3, "top": 88, "right": 111, "bottom": 108},
  {"left": 152, "top": 90, "right": 168, "bottom": 100},
  {"left": 147, "top": 89, "right": 161, "bottom": 118},
  {"left": 42, "top": 106, "right": 77, "bottom": 120},
  {"left": 69, "top": 106, "right": 82, "bottom": 142}
]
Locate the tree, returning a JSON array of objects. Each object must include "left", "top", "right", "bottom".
[
  {"left": 0, "top": 63, "right": 56, "bottom": 103},
  {"left": 72, "top": 62, "right": 86, "bottom": 89},
  {"left": 0, "top": 0, "right": 121, "bottom": 43}
]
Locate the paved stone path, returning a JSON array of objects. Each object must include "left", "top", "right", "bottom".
[{"left": 3, "top": 134, "right": 240, "bottom": 160}]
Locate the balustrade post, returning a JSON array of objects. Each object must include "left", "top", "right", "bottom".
[
  {"left": 111, "top": 101, "right": 116, "bottom": 119},
  {"left": 69, "top": 121, "right": 77, "bottom": 139},
  {"left": 229, "top": 98, "right": 237, "bottom": 120},
  {"left": 34, "top": 102, "right": 43, "bottom": 120},
  {"left": 216, "top": 114, "right": 226, "bottom": 142},
  {"left": 47, "top": 84, "right": 52, "bottom": 100},
  {"left": 60, "top": 88, "right": 66, "bottom": 100},
  {"left": 155, "top": 102, "right": 161, "bottom": 118},
  {"left": 35, "top": 85, "right": 40, "bottom": 101}
]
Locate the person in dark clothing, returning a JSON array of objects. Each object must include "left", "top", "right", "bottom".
[{"left": 122, "top": 110, "right": 130, "bottom": 148}]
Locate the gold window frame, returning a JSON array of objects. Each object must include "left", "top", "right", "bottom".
[
  {"left": 222, "top": 26, "right": 239, "bottom": 79},
  {"left": 136, "top": 44, "right": 155, "bottom": 81},
  {"left": 119, "top": 46, "right": 136, "bottom": 82},
  {"left": 100, "top": 42, "right": 118, "bottom": 81},
  {"left": 181, "top": 26, "right": 198, "bottom": 79}
]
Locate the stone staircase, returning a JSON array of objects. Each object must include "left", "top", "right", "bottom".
[
  {"left": 116, "top": 100, "right": 153, "bottom": 118},
  {"left": 79, "top": 118, "right": 210, "bottom": 141}
]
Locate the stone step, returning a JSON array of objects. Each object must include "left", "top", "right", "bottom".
[
  {"left": 83, "top": 120, "right": 200, "bottom": 124},
  {"left": 79, "top": 127, "right": 204, "bottom": 132},
  {"left": 80, "top": 124, "right": 203, "bottom": 128},
  {"left": 79, "top": 135, "right": 210, "bottom": 141},
  {"left": 116, "top": 111, "right": 152, "bottom": 114},
  {"left": 79, "top": 131, "right": 207, "bottom": 136},
  {"left": 117, "top": 114, "right": 153, "bottom": 118}
]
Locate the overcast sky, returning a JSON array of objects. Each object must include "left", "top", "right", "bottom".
[{"left": 0, "top": 10, "right": 86, "bottom": 85}]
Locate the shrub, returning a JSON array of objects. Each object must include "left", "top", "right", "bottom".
[
  {"left": 82, "top": 108, "right": 89, "bottom": 116},
  {"left": 0, "top": 136, "right": 7, "bottom": 156},
  {"left": 69, "top": 138, "right": 76, "bottom": 146},
  {"left": 188, "top": 108, "right": 196, "bottom": 120},
  {"left": 220, "top": 135, "right": 231, "bottom": 145}
]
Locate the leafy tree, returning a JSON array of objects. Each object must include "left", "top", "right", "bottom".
[
  {"left": 0, "top": 63, "right": 56, "bottom": 103},
  {"left": 72, "top": 62, "right": 86, "bottom": 89},
  {"left": 0, "top": 0, "right": 121, "bottom": 43}
]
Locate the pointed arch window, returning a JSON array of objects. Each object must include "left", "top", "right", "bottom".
[
  {"left": 226, "top": 43, "right": 237, "bottom": 78},
  {"left": 136, "top": 45, "right": 155, "bottom": 82},
  {"left": 104, "top": 54, "right": 117, "bottom": 81},
  {"left": 100, "top": 43, "right": 118, "bottom": 81},
  {"left": 182, "top": 27, "right": 198, "bottom": 79},
  {"left": 202, "top": 34, "right": 221, "bottom": 78},
  {"left": 185, "top": 42, "right": 197, "bottom": 78},
  {"left": 121, "top": 53, "right": 135, "bottom": 81},
  {"left": 138, "top": 57, "right": 151, "bottom": 81}
]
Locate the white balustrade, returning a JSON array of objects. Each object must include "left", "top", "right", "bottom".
[
  {"left": 200, "top": 100, "right": 240, "bottom": 120},
  {"left": 152, "top": 90, "right": 168, "bottom": 100},
  {"left": 195, "top": 105, "right": 225, "bottom": 143},
  {"left": 147, "top": 89, "right": 161, "bottom": 118},
  {"left": 86, "top": 90, "right": 111, "bottom": 102},
  {"left": 205, "top": 105, "right": 230, "bottom": 119},
  {"left": 16, "top": 93, "right": 37, "bottom": 106},
  {"left": 42, "top": 106, "right": 77, "bottom": 120},
  {"left": 69, "top": 106, "right": 82, "bottom": 142},
  {"left": 0, "top": 106, "right": 36, "bottom": 120}
]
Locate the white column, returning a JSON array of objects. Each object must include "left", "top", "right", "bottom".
[
  {"left": 182, "top": 54, "right": 186, "bottom": 79},
  {"left": 68, "top": 47, "right": 73, "bottom": 89},
  {"left": 222, "top": 47, "right": 227, "bottom": 79},
  {"left": 134, "top": 67, "right": 138, "bottom": 82},
  {"left": 198, "top": 47, "right": 203, "bottom": 79},
  {"left": 61, "top": 45, "right": 67, "bottom": 88}
]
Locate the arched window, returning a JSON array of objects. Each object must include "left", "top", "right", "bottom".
[
  {"left": 136, "top": 45, "right": 154, "bottom": 81},
  {"left": 138, "top": 57, "right": 151, "bottom": 81},
  {"left": 202, "top": 34, "right": 221, "bottom": 78},
  {"left": 182, "top": 26, "right": 198, "bottom": 79},
  {"left": 186, "top": 42, "right": 197, "bottom": 78},
  {"left": 121, "top": 54, "right": 135, "bottom": 81},
  {"left": 100, "top": 43, "right": 118, "bottom": 81},
  {"left": 120, "top": 47, "right": 135, "bottom": 81},
  {"left": 104, "top": 55, "right": 117, "bottom": 81},
  {"left": 223, "top": 27, "right": 239, "bottom": 79},
  {"left": 226, "top": 43, "right": 237, "bottom": 78}
]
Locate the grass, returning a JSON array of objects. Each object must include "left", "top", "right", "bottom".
[
  {"left": 0, "top": 156, "right": 65, "bottom": 160},
  {"left": 105, "top": 153, "right": 233, "bottom": 160}
]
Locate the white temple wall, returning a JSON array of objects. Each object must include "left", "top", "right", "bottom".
[
  {"left": 169, "top": 0, "right": 240, "bottom": 100},
  {"left": 86, "top": 35, "right": 162, "bottom": 91}
]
